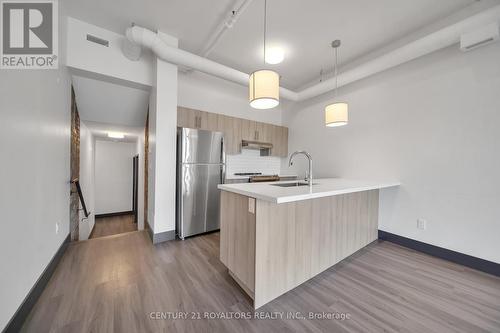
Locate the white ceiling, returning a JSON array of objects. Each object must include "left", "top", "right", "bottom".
[
  {"left": 72, "top": 75, "right": 149, "bottom": 127},
  {"left": 65, "top": 0, "right": 234, "bottom": 52},
  {"left": 209, "top": 0, "right": 477, "bottom": 89},
  {"left": 65, "top": 0, "right": 477, "bottom": 89},
  {"left": 83, "top": 120, "right": 144, "bottom": 143}
]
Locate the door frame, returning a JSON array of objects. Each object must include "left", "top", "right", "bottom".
[{"left": 132, "top": 154, "right": 139, "bottom": 224}]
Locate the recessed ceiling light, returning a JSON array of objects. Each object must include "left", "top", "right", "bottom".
[
  {"left": 108, "top": 132, "right": 125, "bottom": 139},
  {"left": 265, "top": 47, "right": 285, "bottom": 64}
]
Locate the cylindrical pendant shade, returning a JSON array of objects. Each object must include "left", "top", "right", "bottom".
[
  {"left": 249, "top": 70, "right": 280, "bottom": 109},
  {"left": 325, "top": 102, "right": 348, "bottom": 127}
]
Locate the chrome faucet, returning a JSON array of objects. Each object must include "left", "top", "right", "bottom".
[{"left": 288, "top": 151, "right": 313, "bottom": 186}]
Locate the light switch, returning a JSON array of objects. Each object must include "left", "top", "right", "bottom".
[{"left": 248, "top": 198, "right": 255, "bottom": 214}]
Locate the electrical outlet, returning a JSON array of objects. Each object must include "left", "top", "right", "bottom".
[
  {"left": 55, "top": 221, "right": 60, "bottom": 234},
  {"left": 417, "top": 218, "right": 427, "bottom": 230},
  {"left": 248, "top": 198, "right": 255, "bottom": 214}
]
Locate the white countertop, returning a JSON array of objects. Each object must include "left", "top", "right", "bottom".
[
  {"left": 225, "top": 174, "right": 298, "bottom": 180},
  {"left": 218, "top": 178, "right": 400, "bottom": 203}
]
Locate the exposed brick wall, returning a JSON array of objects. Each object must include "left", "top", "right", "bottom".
[
  {"left": 144, "top": 111, "right": 149, "bottom": 230},
  {"left": 70, "top": 86, "right": 80, "bottom": 241}
]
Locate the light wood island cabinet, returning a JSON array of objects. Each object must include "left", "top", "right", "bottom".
[
  {"left": 177, "top": 106, "right": 288, "bottom": 157},
  {"left": 218, "top": 178, "right": 401, "bottom": 309},
  {"left": 220, "top": 189, "right": 379, "bottom": 308}
]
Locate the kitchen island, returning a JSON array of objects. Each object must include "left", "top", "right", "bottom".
[{"left": 217, "top": 178, "right": 400, "bottom": 309}]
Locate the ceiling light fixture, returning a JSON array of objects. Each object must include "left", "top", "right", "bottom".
[
  {"left": 108, "top": 132, "right": 125, "bottom": 139},
  {"left": 325, "top": 40, "right": 348, "bottom": 127},
  {"left": 265, "top": 47, "right": 284, "bottom": 64},
  {"left": 249, "top": 0, "right": 280, "bottom": 110}
]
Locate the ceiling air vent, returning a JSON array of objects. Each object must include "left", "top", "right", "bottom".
[
  {"left": 86, "top": 34, "right": 109, "bottom": 47},
  {"left": 460, "top": 23, "right": 499, "bottom": 52}
]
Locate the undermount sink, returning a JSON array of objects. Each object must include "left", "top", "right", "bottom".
[{"left": 271, "top": 182, "right": 314, "bottom": 187}]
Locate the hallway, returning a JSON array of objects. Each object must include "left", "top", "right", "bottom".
[
  {"left": 21, "top": 232, "right": 500, "bottom": 332},
  {"left": 90, "top": 214, "right": 137, "bottom": 239}
]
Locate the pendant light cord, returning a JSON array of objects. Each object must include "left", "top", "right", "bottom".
[
  {"left": 334, "top": 46, "right": 338, "bottom": 99},
  {"left": 263, "top": 0, "right": 267, "bottom": 65}
]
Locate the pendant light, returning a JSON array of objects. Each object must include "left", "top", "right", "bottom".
[
  {"left": 325, "top": 40, "right": 348, "bottom": 127},
  {"left": 249, "top": 0, "right": 280, "bottom": 109}
]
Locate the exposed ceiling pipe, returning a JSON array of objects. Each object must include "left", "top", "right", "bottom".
[
  {"left": 126, "top": 25, "right": 299, "bottom": 101},
  {"left": 125, "top": 4, "right": 500, "bottom": 103},
  {"left": 297, "top": 4, "right": 500, "bottom": 101},
  {"left": 201, "top": 0, "right": 254, "bottom": 57}
]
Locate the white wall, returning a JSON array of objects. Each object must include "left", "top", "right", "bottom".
[
  {"left": 79, "top": 122, "right": 96, "bottom": 240},
  {"left": 95, "top": 140, "right": 137, "bottom": 215},
  {"left": 136, "top": 129, "right": 145, "bottom": 230},
  {"left": 148, "top": 31, "right": 178, "bottom": 236},
  {"left": 285, "top": 43, "right": 500, "bottom": 263},
  {"left": 67, "top": 17, "right": 153, "bottom": 87},
  {"left": 147, "top": 88, "right": 157, "bottom": 231},
  {"left": 0, "top": 2, "right": 71, "bottom": 330},
  {"left": 178, "top": 71, "right": 285, "bottom": 126}
]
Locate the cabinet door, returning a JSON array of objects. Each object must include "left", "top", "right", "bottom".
[
  {"left": 177, "top": 107, "right": 200, "bottom": 129},
  {"left": 197, "top": 110, "right": 208, "bottom": 129},
  {"left": 177, "top": 107, "right": 188, "bottom": 128},
  {"left": 232, "top": 117, "right": 242, "bottom": 154},
  {"left": 254, "top": 122, "right": 262, "bottom": 142},
  {"left": 180, "top": 108, "right": 222, "bottom": 132},
  {"left": 256, "top": 122, "right": 272, "bottom": 143},
  {"left": 206, "top": 112, "right": 220, "bottom": 132},
  {"left": 221, "top": 115, "right": 241, "bottom": 155},
  {"left": 271, "top": 125, "right": 281, "bottom": 156},
  {"left": 241, "top": 119, "right": 257, "bottom": 141},
  {"left": 280, "top": 126, "right": 289, "bottom": 157},
  {"left": 271, "top": 125, "right": 289, "bottom": 157}
]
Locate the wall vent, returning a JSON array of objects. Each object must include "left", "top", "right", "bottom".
[
  {"left": 460, "top": 23, "right": 499, "bottom": 52},
  {"left": 86, "top": 34, "right": 109, "bottom": 47}
]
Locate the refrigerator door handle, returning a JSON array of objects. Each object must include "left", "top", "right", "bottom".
[
  {"left": 181, "top": 186, "right": 184, "bottom": 239},
  {"left": 221, "top": 164, "right": 225, "bottom": 185},
  {"left": 178, "top": 166, "right": 184, "bottom": 239}
]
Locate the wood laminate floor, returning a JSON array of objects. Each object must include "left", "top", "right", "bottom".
[
  {"left": 90, "top": 214, "right": 137, "bottom": 239},
  {"left": 21, "top": 231, "right": 500, "bottom": 333}
]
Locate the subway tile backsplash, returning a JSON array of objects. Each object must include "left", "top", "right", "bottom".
[{"left": 226, "top": 149, "right": 282, "bottom": 177}]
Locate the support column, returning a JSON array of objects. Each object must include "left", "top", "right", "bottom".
[{"left": 147, "top": 31, "right": 178, "bottom": 243}]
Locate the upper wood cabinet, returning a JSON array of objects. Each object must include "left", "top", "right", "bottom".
[
  {"left": 178, "top": 107, "right": 223, "bottom": 132},
  {"left": 256, "top": 122, "right": 272, "bottom": 143},
  {"left": 205, "top": 111, "right": 220, "bottom": 132},
  {"left": 272, "top": 125, "right": 288, "bottom": 157},
  {"left": 177, "top": 107, "right": 288, "bottom": 157},
  {"left": 221, "top": 115, "right": 242, "bottom": 155},
  {"left": 177, "top": 107, "right": 202, "bottom": 129},
  {"left": 240, "top": 120, "right": 272, "bottom": 143},
  {"left": 241, "top": 119, "right": 256, "bottom": 141}
]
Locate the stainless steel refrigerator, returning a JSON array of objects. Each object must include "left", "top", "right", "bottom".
[{"left": 176, "top": 127, "right": 225, "bottom": 239}]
